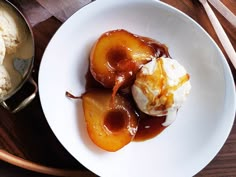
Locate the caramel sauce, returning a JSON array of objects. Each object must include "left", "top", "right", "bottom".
[
  {"left": 85, "top": 68, "right": 104, "bottom": 90},
  {"left": 134, "top": 114, "right": 166, "bottom": 141},
  {"left": 104, "top": 110, "right": 126, "bottom": 133},
  {"left": 140, "top": 36, "right": 170, "bottom": 58},
  {"left": 107, "top": 46, "right": 131, "bottom": 70}
]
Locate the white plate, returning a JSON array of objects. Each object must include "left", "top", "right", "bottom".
[{"left": 38, "top": 0, "right": 236, "bottom": 176}]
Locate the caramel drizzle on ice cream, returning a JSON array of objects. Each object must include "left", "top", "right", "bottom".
[{"left": 136, "top": 58, "right": 190, "bottom": 112}]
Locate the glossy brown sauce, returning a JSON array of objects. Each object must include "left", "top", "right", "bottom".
[
  {"left": 104, "top": 110, "right": 126, "bottom": 133},
  {"left": 107, "top": 46, "right": 131, "bottom": 70},
  {"left": 134, "top": 114, "right": 166, "bottom": 141},
  {"left": 85, "top": 33, "right": 170, "bottom": 141},
  {"left": 140, "top": 36, "right": 170, "bottom": 58}
]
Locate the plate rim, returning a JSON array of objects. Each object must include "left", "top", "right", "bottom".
[{"left": 38, "top": 0, "right": 236, "bottom": 177}]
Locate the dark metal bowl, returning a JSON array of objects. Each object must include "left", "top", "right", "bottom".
[{"left": 0, "top": 0, "right": 37, "bottom": 113}]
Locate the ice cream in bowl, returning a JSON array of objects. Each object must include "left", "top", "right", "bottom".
[{"left": 0, "top": 0, "right": 36, "bottom": 113}]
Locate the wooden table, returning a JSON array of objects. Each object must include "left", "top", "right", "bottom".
[{"left": 0, "top": 0, "right": 235, "bottom": 176}]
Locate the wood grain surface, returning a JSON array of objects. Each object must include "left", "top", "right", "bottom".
[{"left": 0, "top": 0, "right": 235, "bottom": 176}]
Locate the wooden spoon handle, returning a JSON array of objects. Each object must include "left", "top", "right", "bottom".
[
  {"left": 0, "top": 149, "right": 93, "bottom": 177},
  {"left": 201, "top": 0, "right": 236, "bottom": 69},
  {"left": 208, "top": 0, "right": 236, "bottom": 27}
]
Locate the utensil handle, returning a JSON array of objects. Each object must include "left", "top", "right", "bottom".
[
  {"left": 208, "top": 0, "right": 236, "bottom": 27},
  {"left": 1, "top": 77, "right": 38, "bottom": 113},
  {"left": 201, "top": 1, "right": 236, "bottom": 69},
  {"left": 0, "top": 149, "right": 88, "bottom": 177}
]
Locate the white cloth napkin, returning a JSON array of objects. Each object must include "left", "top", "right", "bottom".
[
  {"left": 36, "top": 0, "right": 92, "bottom": 22},
  {"left": 12, "top": 0, "right": 92, "bottom": 26}
]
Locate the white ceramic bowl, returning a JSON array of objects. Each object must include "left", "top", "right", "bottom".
[{"left": 39, "top": 0, "right": 236, "bottom": 177}]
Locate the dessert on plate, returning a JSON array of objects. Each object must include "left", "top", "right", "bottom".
[{"left": 68, "top": 29, "right": 191, "bottom": 152}]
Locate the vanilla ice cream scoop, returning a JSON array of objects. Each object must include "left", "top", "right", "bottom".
[
  {"left": 0, "top": 2, "right": 28, "bottom": 54},
  {"left": 132, "top": 57, "right": 191, "bottom": 126},
  {"left": 0, "top": 34, "right": 5, "bottom": 64},
  {"left": 0, "top": 65, "right": 12, "bottom": 99}
]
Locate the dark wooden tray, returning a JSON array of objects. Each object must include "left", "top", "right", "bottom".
[{"left": 0, "top": 1, "right": 235, "bottom": 176}]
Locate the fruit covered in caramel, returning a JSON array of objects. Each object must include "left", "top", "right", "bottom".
[
  {"left": 82, "top": 90, "right": 138, "bottom": 152},
  {"left": 68, "top": 29, "right": 188, "bottom": 152},
  {"left": 90, "top": 29, "right": 157, "bottom": 98}
]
